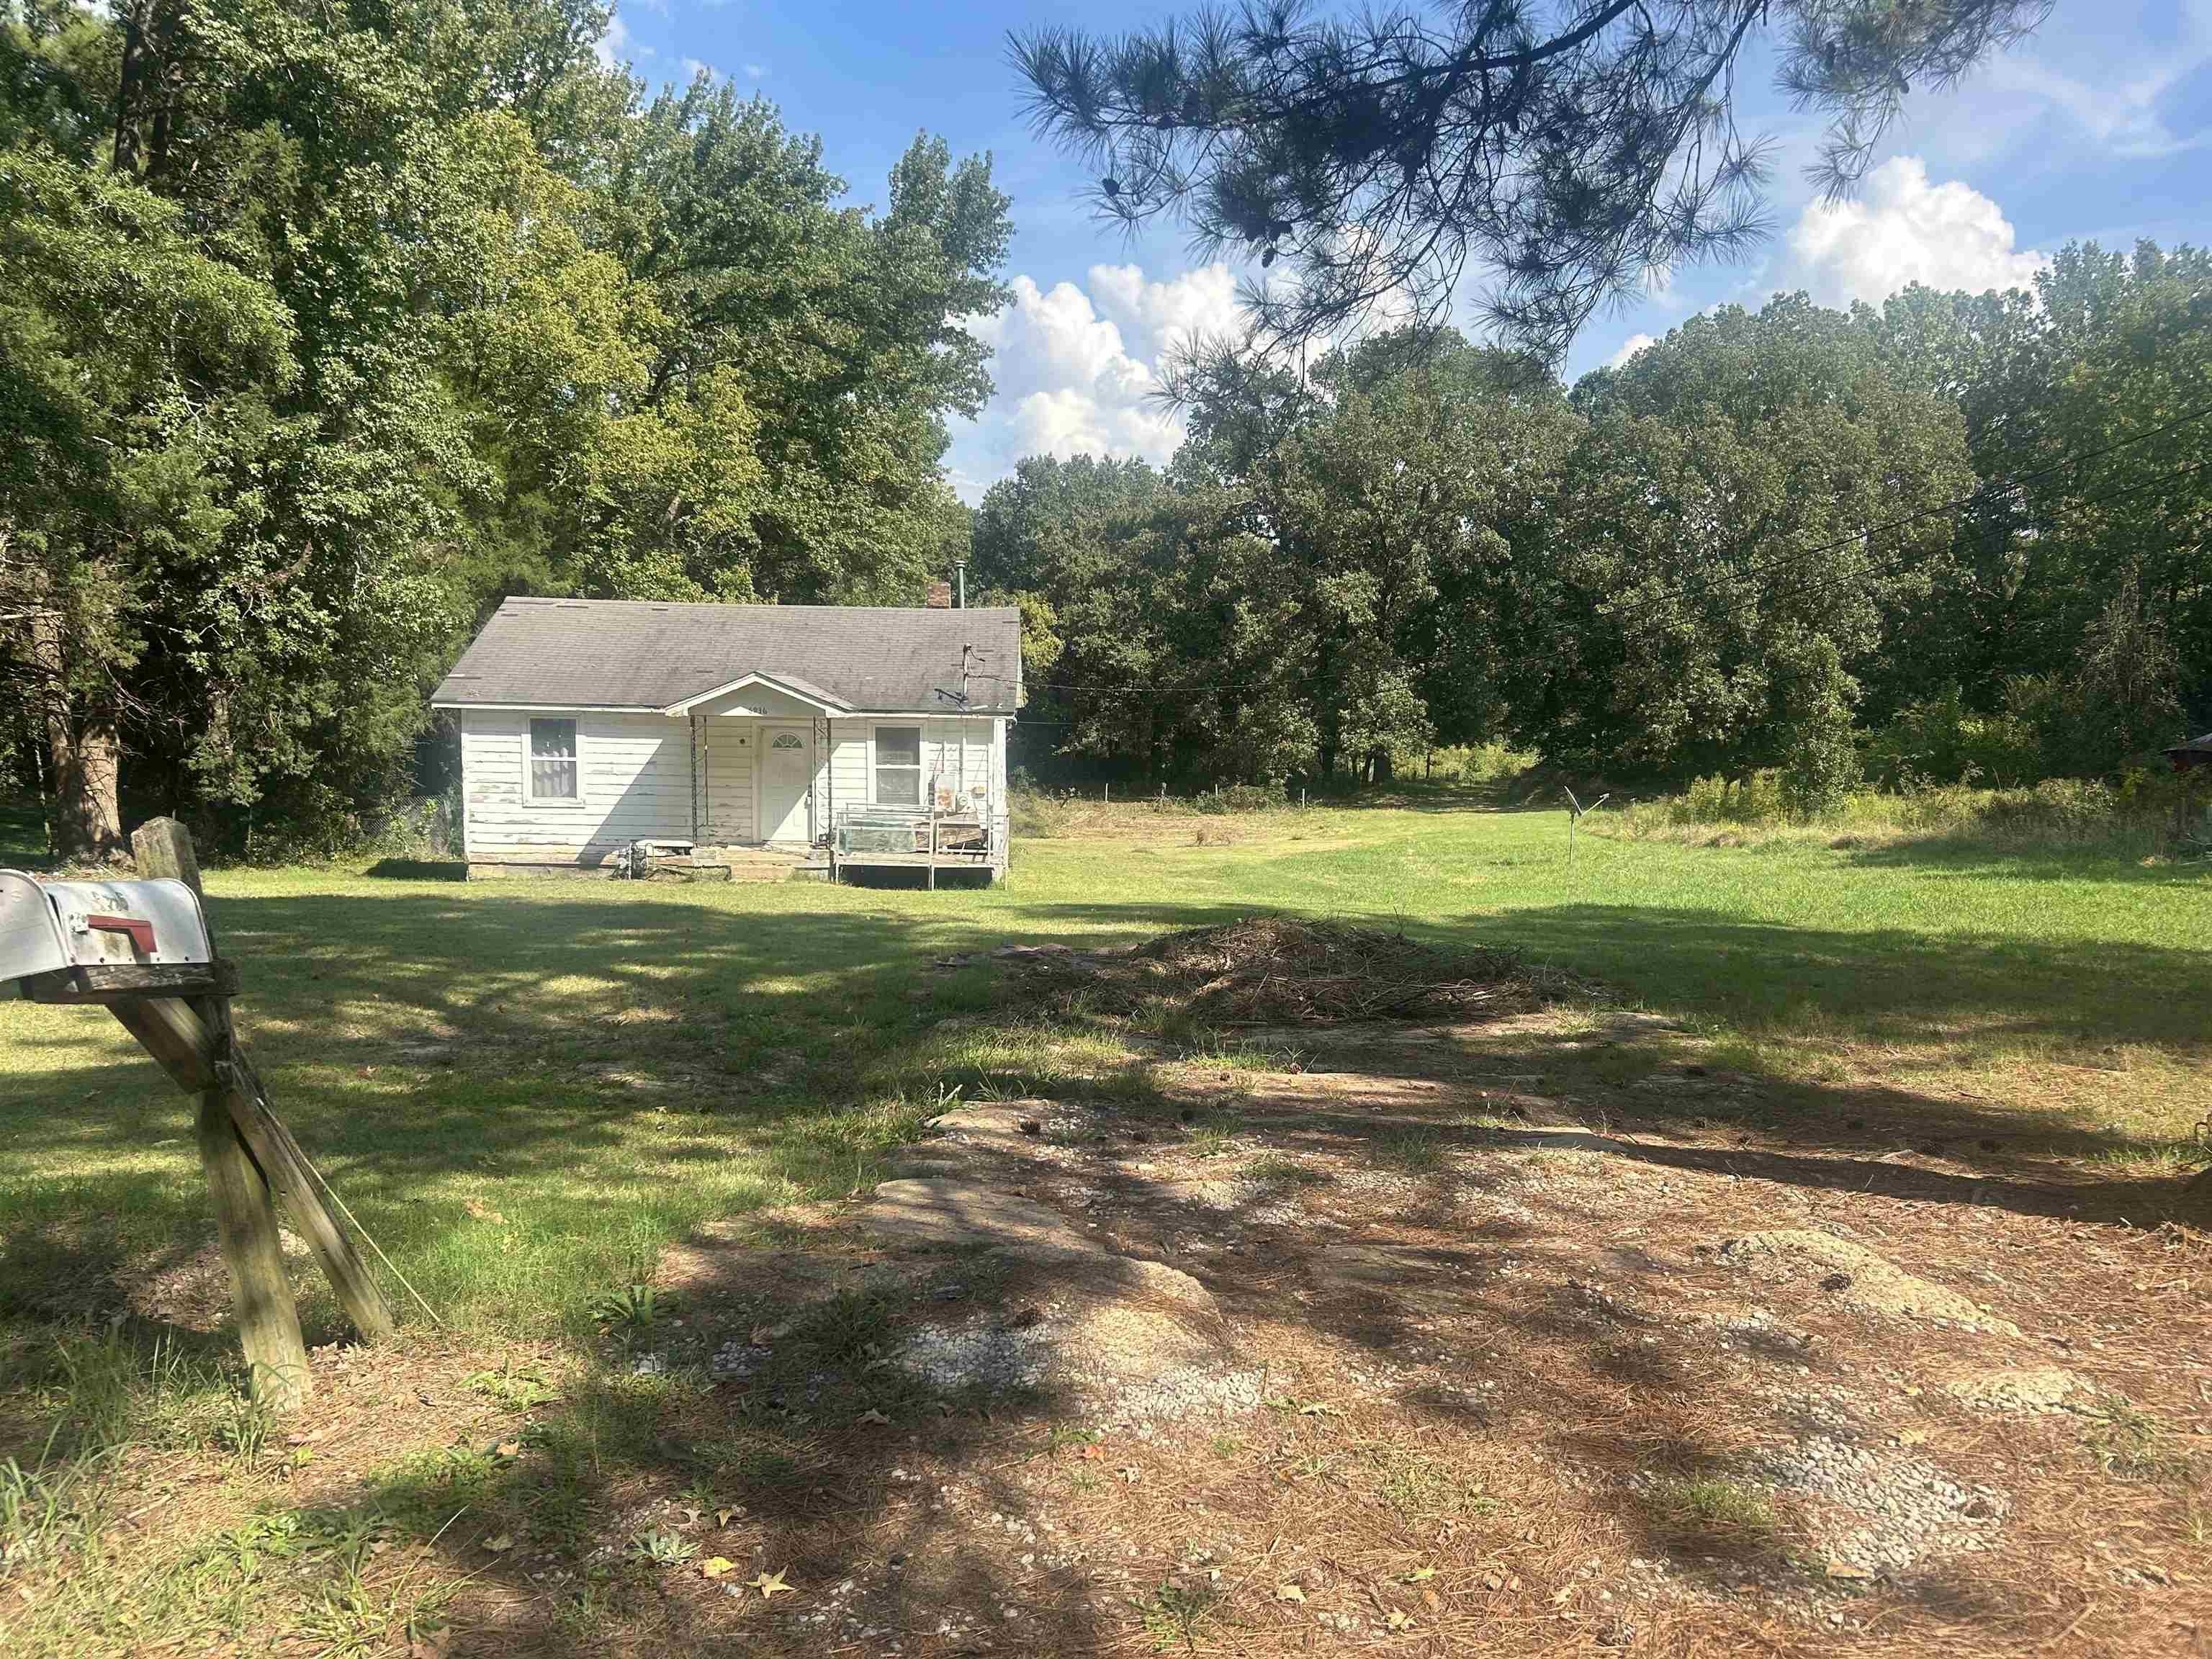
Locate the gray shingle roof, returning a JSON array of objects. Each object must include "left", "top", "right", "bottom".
[{"left": 431, "top": 598, "right": 1022, "bottom": 714}]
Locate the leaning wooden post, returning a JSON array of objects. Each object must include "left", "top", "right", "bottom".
[
  {"left": 138, "top": 821, "right": 397, "bottom": 1350},
  {"left": 130, "top": 819, "right": 311, "bottom": 1406}
]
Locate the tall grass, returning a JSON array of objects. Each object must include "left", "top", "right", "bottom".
[
  {"left": 1609, "top": 773, "right": 2200, "bottom": 858},
  {"left": 1011, "top": 786, "right": 1325, "bottom": 839}
]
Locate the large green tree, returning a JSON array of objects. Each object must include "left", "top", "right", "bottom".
[
  {"left": 1526, "top": 295, "right": 1977, "bottom": 796},
  {"left": 1866, "top": 246, "right": 2212, "bottom": 771},
  {"left": 0, "top": 0, "right": 1010, "bottom": 854},
  {"left": 978, "top": 328, "right": 1573, "bottom": 787}
]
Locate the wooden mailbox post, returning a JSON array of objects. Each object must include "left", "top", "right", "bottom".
[{"left": 16, "top": 819, "right": 394, "bottom": 1406}]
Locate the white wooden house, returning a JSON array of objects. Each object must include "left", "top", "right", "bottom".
[{"left": 431, "top": 598, "right": 1020, "bottom": 881}]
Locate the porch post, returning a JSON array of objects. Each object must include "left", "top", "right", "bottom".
[
  {"left": 690, "top": 713, "right": 703, "bottom": 843},
  {"left": 814, "top": 715, "right": 827, "bottom": 844}
]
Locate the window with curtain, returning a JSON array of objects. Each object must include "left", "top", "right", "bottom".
[
  {"left": 874, "top": 725, "right": 921, "bottom": 806},
  {"left": 528, "top": 719, "right": 578, "bottom": 801}
]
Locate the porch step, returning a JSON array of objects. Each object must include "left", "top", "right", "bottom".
[
  {"left": 720, "top": 863, "right": 796, "bottom": 883},
  {"left": 697, "top": 844, "right": 830, "bottom": 882},
  {"left": 633, "top": 859, "right": 729, "bottom": 884}
]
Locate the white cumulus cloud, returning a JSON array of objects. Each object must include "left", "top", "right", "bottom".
[
  {"left": 592, "top": 13, "right": 630, "bottom": 68},
  {"left": 1605, "top": 333, "right": 1655, "bottom": 370},
  {"left": 948, "top": 264, "right": 1248, "bottom": 500},
  {"left": 1783, "top": 156, "right": 2046, "bottom": 309}
]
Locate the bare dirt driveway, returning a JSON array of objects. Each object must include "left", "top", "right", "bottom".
[{"left": 499, "top": 923, "right": 2211, "bottom": 1659}]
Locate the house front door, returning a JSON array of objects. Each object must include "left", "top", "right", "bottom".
[{"left": 757, "top": 724, "right": 814, "bottom": 842}]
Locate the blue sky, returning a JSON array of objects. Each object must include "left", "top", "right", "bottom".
[{"left": 603, "top": 1, "right": 2212, "bottom": 499}]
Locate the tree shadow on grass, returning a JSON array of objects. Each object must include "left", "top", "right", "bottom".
[
  {"left": 1, "top": 881, "right": 2203, "bottom": 1652},
  {"left": 0, "top": 792, "right": 49, "bottom": 866},
  {"left": 1013, "top": 896, "right": 2212, "bottom": 1061},
  {"left": 1828, "top": 835, "right": 2193, "bottom": 884}
]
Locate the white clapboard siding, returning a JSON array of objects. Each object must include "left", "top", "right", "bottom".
[
  {"left": 459, "top": 710, "right": 691, "bottom": 863},
  {"left": 821, "top": 719, "right": 869, "bottom": 817},
  {"left": 701, "top": 721, "right": 755, "bottom": 842}
]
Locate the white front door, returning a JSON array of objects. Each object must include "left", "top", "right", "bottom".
[{"left": 757, "top": 724, "right": 814, "bottom": 842}]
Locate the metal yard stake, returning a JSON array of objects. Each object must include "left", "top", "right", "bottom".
[{"left": 1561, "top": 787, "right": 1609, "bottom": 869}]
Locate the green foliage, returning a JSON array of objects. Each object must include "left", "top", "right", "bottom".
[
  {"left": 1132, "top": 1579, "right": 1222, "bottom": 1650},
  {"left": 2082, "top": 1397, "right": 2196, "bottom": 1487},
  {"left": 1776, "top": 636, "right": 1863, "bottom": 819},
  {"left": 1627, "top": 772, "right": 2184, "bottom": 860},
  {"left": 0, "top": 0, "right": 1010, "bottom": 854},
  {"left": 464, "top": 1363, "right": 562, "bottom": 1411},
  {"left": 988, "top": 256, "right": 2211, "bottom": 798},
  {"left": 624, "top": 1530, "right": 697, "bottom": 1567},
  {"left": 586, "top": 1284, "right": 659, "bottom": 1334},
  {"left": 1013, "top": 0, "right": 2046, "bottom": 357},
  {"left": 983, "top": 331, "right": 1570, "bottom": 789},
  {"left": 1644, "top": 1475, "right": 1776, "bottom": 1536},
  {"left": 1865, "top": 685, "right": 2042, "bottom": 789}
]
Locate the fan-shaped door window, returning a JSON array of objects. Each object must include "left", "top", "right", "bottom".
[{"left": 759, "top": 726, "right": 813, "bottom": 842}]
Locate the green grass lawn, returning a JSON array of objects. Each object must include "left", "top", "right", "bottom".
[
  {"left": 4, "top": 804, "right": 2205, "bottom": 1356},
  {"left": 0, "top": 793, "right": 45, "bottom": 866},
  {"left": 2, "top": 801, "right": 2206, "bottom": 1654}
]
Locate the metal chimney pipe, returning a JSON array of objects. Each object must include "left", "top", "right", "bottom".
[{"left": 954, "top": 558, "right": 967, "bottom": 609}]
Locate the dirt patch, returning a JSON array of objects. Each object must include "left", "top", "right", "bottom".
[
  {"left": 22, "top": 921, "right": 2207, "bottom": 1659},
  {"left": 863, "top": 1179, "right": 1098, "bottom": 1254},
  {"left": 1719, "top": 1228, "right": 2024, "bottom": 1336},
  {"left": 963, "top": 915, "right": 1599, "bottom": 1026}
]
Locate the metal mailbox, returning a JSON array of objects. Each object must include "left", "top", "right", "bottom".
[{"left": 0, "top": 869, "right": 213, "bottom": 988}]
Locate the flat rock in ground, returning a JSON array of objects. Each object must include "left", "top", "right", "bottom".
[
  {"left": 863, "top": 1178, "right": 1099, "bottom": 1254},
  {"left": 896, "top": 1241, "right": 1244, "bottom": 1414},
  {"left": 929, "top": 1105, "right": 1051, "bottom": 1138},
  {"left": 987, "top": 1244, "right": 1220, "bottom": 1315},
  {"left": 1720, "top": 1230, "right": 2022, "bottom": 1337},
  {"left": 884, "top": 1148, "right": 978, "bottom": 1180}
]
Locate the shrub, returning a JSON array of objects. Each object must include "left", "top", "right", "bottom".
[
  {"left": 1775, "top": 635, "right": 1861, "bottom": 818},
  {"left": 1865, "top": 685, "right": 2041, "bottom": 789},
  {"left": 1619, "top": 770, "right": 2190, "bottom": 857},
  {"left": 1666, "top": 773, "right": 1790, "bottom": 826}
]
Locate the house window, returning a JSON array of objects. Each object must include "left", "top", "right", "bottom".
[
  {"left": 874, "top": 725, "right": 922, "bottom": 806},
  {"left": 528, "top": 719, "right": 578, "bottom": 802},
  {"left": 770, "top": 732, "right": 804, "bottom": 751}
]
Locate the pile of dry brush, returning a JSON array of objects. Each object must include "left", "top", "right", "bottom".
[{"left": 990, "top": 916, "right": 1598, "bottom": 1027}]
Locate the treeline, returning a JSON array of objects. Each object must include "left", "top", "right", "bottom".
[
  {"left": 1, "top": 0, "right": 1009, "bottom": 856},
  {"left": 979, "top": 246, "right": 2212, "bottom": 808}
]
